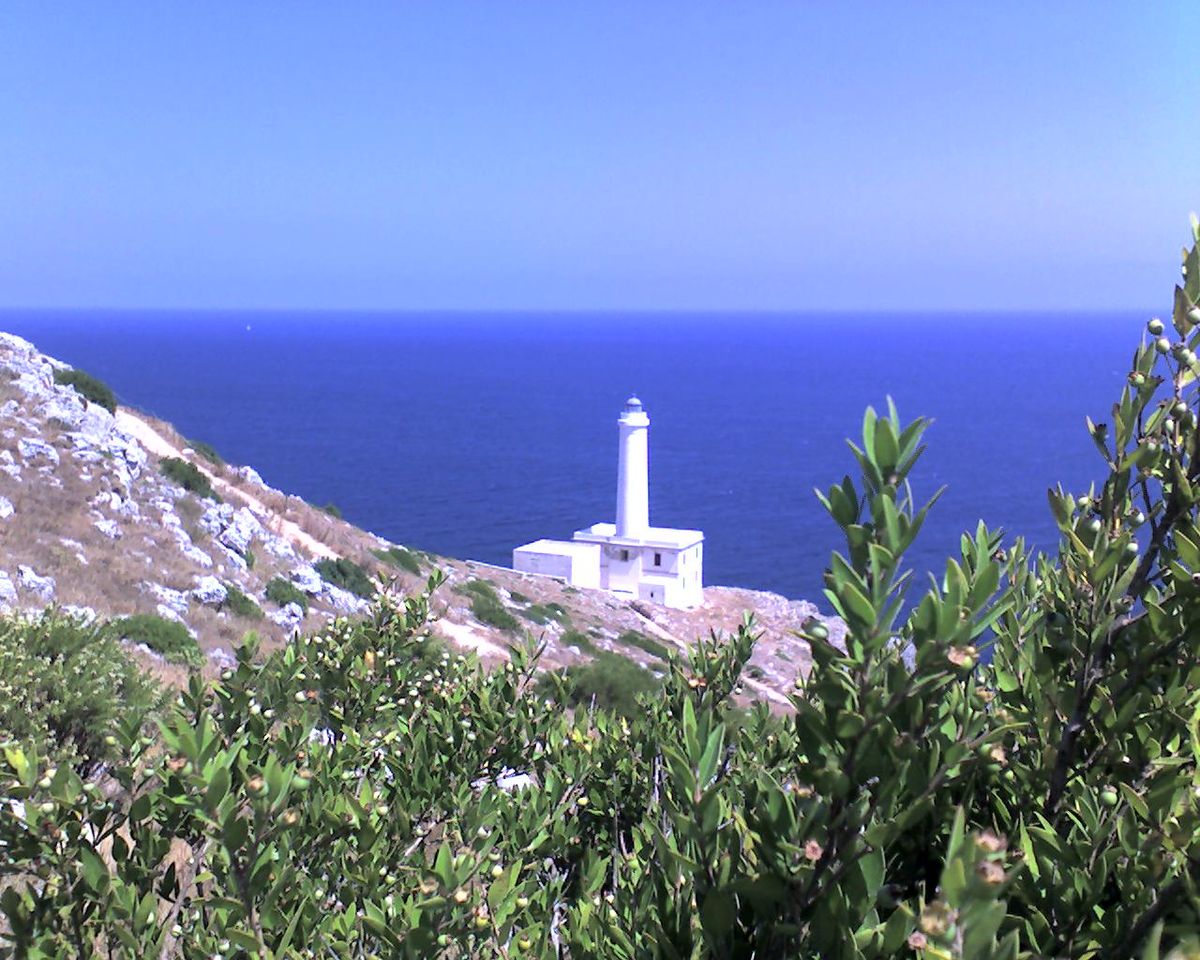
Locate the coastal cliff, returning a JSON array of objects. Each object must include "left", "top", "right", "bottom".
[{"left": 0, "top": 331, "right": 834, "bottom": 698}]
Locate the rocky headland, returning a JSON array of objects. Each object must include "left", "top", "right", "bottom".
[{"left": 0, "top": 331, "right": 838, "bottom": 700}]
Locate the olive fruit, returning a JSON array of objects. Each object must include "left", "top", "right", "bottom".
[
  {"left": 1100, "top": 787, "right": 1119, "bottom": 807},
  {"left": 1148, "top": 317, "right": 1165, "bottom": 335}
]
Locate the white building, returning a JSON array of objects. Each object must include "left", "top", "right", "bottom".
[{"left": 513, "top": 396, "right": 704, "bottom": 609}]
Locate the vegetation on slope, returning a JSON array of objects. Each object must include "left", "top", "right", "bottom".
[
  {"left": 52, "top": 366, "right": 117, "bottom": 414},
  {"left": 3, "top": 225, "right": 1200, "bottom": 956},
  {"left": 159, "top": 456, "right": 221, "bottom": 502},
  {"left": 265, "top": 575, "right": 308, "bottom": 611},
  {"left": 108, "top": 613, "right": 204, "bottom": 668},
  {"left": 314, "top": 555, "right": 375, "bottom": 599}
]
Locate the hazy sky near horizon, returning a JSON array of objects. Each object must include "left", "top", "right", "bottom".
[{"left": 1, "top": 3, "right": 1196, "bottom": 311}]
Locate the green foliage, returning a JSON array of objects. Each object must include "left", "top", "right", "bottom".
[
  {"left": 107, "top": 613, "right": 203, "bottom": 669},
  {"left": 265, "top": 576, "right": 308, "bottom": 611},
  {"left": 187, "top": 438, "right": 223, "bottom": 466},
  {"left": 616, "top": 628, "right": 671, "bottom": 661},
  {"left": 158, "top": 456, "right": 221, "bottom": 501},
  {"left": 0, "top": 611, "right": 158, "bottom": 769},
  {"left": 314, "top": 556, "right": 375, "bottom": 599},
  {"left": 52, "top": 366, "right": 117, "bottom": 413},
  {"left": 243, "top": 546, "right": 256, "bottom": 570},
  {"left": 4, "top": 227, "right": 1200, "bottom": 957},
  {"left": 560, "top": 627, "right": 599, "bottom": 655},
  {"left": 374, "top": 544, "right": 424, "bottom": 575},
  {"left": 522, "top": 601, "right": 570, "bottom": 626},
  {"left": 509, "top": 589, "right": 530, "bottom": 603},
  {"left": 542, "top": 650, "right": 661, "bottom": 717},
  {"left": 321, "top": 501, "right": 343, "bottom": 519},
  {"left": 222, "top": 583, "right": 263, "bottom": 620},
  {"left": 457, "top": 578, "right": 521, "bottom": 632}
]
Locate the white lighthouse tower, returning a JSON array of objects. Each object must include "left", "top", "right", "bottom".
[
  {"left": 512, "top": 396, "right": 704, "bottom": 609},
  {"left": 615, "top": 396, "right": 650, "bottom": 539}
]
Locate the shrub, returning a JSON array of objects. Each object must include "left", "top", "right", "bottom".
[
  {"left": 373, "top": 544, "right": 423, "bottom": 575},
  {"left": 4, "top": 227, "right": 1200, "bottom": 958},
  {"left": 243, "top": 546, "right": 257, "bottom": 570},
  {"left": 522, "top": 601, "right": 570, "bottom": 626},
  {"left": 188, "top": 438, "right": 224, "bottom": 466},
  {"left": 108, "top": 613, "right": 203, "bottom": 668},
  {"left": 314, "top": 556, "right": 375, "bottom": 599},
  {"left": 222, "top": 583, "right": 263, "bottom": 619},
  {"left": 159, "top": 456, "right": 220, "bottom": 501},
  {"left": 52, "top": 366, "right": 117, "bottom": 413},
  {"left": 456, "top": 578, "right": 521, "bottom": 631},
  {"left": 0, "top": 611, "right": 158, "bottom": 769},
  {"left": 265, "top": 576, "right": 308, "bottom": 611},
  {"left": 616, "top": 628, "right": 671, "bottom": 661},
  {"left": 321, "top": 502, "right": 343, "bottom": 519},
  {"left": 542, "top": 650, "right": 660, "bottom": 717},
  {"left": 508, "top": 589, "right": 530, "bottom": 604},
  {"left": 559, "top": 627, "right": 598, "bottom": 655}
]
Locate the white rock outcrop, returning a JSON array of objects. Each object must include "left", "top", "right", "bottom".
[
  {"left": 17, "top": 565, "right": 55, "bottom": 603},
  {"left": 192, "top": 576, "right": 228, "bottom": 607}
]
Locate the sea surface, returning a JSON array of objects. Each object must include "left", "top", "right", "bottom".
[{"left": 0, "top": 311, "right": 1144, "bottom": 606}]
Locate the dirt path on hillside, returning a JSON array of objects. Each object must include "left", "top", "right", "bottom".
[{"left": 115, "top": 409, "right": 338, "bottom": 561}]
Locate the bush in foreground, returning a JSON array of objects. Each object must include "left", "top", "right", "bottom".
[
  {"left": 0, "top": 611, "right": 158, "bottom": 771},
  {"left": 2, "top": 225, "right": 1200, "bottom": 957},
  {"left": 52, "top": 367, "right": 117, "bottom": 413}
]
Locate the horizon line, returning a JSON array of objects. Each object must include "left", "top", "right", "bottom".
[{"left": 0, "top": 305, "right": 1157, "bottom": 317}]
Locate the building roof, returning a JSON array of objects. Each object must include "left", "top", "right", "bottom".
[
  {"left": 573, "top": 522, "right": 704, "bottom": 549},
  {"left": 514, "top": 538, "right": 602, "bottom": 558}
]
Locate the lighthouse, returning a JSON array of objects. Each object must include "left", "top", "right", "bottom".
[
  {"left": 512, "top": 396, "right": 705, "bottom": 609},
  {"left": 615, "top": 396, "right": 650, "bottom": 538}
]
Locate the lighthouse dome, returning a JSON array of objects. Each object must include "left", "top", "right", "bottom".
[{"left": 624, "top": 395, "right": 643, "bottom": 411}]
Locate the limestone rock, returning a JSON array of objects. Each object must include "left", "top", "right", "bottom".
[
  {"left": 17, "top": 565, "right": 55, "bottom": 603},
  {"left": 0, "top": 572, "right": 17, "bottom": 608},
  {"left": 192, "top": 576, "right": 228, "bottom": 607},
  {"left": 323, "top": 583, "right": 370, "bottom": 615},
  {"left": 18, "top": 437, "right": 59, "bottom": 466},
  {"left": 269, "top": 601, "right": 305, "bottom": 632},
  {"left": 142, "top": 582, "right": 189, "bottom": 617},
  {"left": 290, "top": 565, "right": 325, "bottom": 594},
  {"left": 0, "top": 497, "right": 12, "bottom": 520},
  {"left": 93, "top": 518, "right": 121, "bottom": 540}
]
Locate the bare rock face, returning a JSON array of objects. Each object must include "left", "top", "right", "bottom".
[
  {"left": 192, "top": 576, "right": 228, "bottom": 607},
  {"left": 142, "top": 582, "right": 189, "bottom": 618},
  {"left": 270, "top": 601, "right": 305, "bottom": 632},
  {"left": 0, "top": 572, "right": 17, "bottom": 609},
  {"left": 290, "top": 565, "right": 325, "bottom": 594},
  {"left": 0, "top": 497, "right": 12, "bottom": 520},
  {"left": 17, "top": 565, "right": 55, "bottom": 603},
  {"left": 18, "top": 437, "right": 59, "bottom": 466}
]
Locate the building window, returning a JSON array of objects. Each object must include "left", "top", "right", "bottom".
[
  {"left": 620, "top": 549, "right": 629, "bottom": 561},
  {"left": 654, "top": 552, "right": 662, "bottom": 567}
]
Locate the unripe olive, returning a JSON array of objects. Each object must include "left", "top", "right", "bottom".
[
  {"left": 518, "top": 937, "right": 533, "bottom": 950},
  {"left": 1172, "top": 341, "right": 1188, "bottom": 358},
  {"left": 1125, "top": 541, "right": 1139, "bottom": 557},
  {"left": 1130, "top": 510, "right": 1146, "bottom": 526},
  {"left": 1100, "top": 787, "right": 1119, "bottom": 807},
  {"left": 1086, "top": 518, "right": 1102, "bottom": 535},
  {"left": 1156, "top": 336, "right": 1172, "bottom": 354},
  {"left": 490, "top": 864, "right": 504, "bottom": 879},
  {"left": 1190, "top": 306, "right": 1200, "bottom": 324},
  {"left": 474, "top": 914, "right": 490, "bottom": 930},
  {"left": 1173, "top": 400, "right": 1189, "bottom": 417},
  {"left": 1148, "top": 317, "right": 1165, "bottom": 335},
  {"left": 516, "top": 896, "right": 530, "bottom": 909}
]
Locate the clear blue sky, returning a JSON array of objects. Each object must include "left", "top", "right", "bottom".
[{"left": 1, "top": 3, "right": 1196, "bottom": 311}]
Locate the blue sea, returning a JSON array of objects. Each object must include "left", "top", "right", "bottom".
[{"left": 0, "top": 311, "right": 1142, "bottom": 606}]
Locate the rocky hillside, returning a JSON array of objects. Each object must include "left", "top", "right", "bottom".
[{"left": 0, "top": 331, "right": 835, "bottom": 700}]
